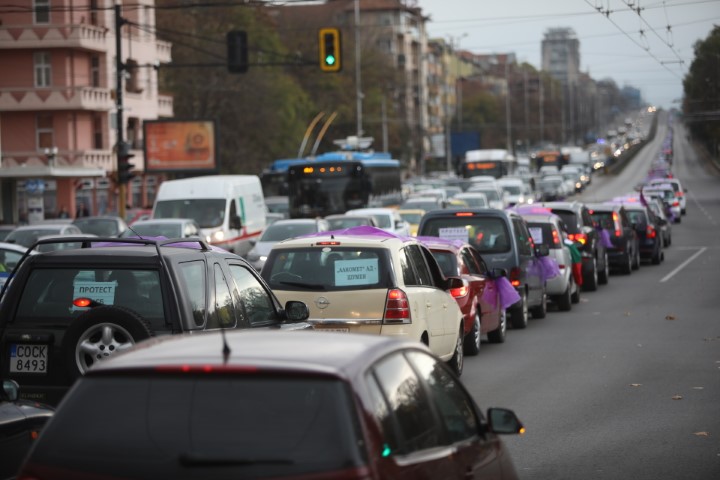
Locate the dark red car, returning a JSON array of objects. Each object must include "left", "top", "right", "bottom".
[
  {"left": 418, "top": 236, "right": 507, "bottom": 355},
  {"left": 18, "top": 330, "right": 524, "bottom": 480}
]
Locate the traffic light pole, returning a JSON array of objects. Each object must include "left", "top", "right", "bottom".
[{"left": 115, "top": 3, "right": 127, "bottom": 220}]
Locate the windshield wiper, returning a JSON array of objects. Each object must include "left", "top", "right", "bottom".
[
  {"left": 275, "top": 280, "right": 326, "bottom": 290},
  {"left": 179, "top": 453, "right": 294, "bottom": 467}
]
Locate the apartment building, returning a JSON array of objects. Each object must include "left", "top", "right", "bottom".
[{"left": 0, "top": 0, "right": 172, "bottom": 224}]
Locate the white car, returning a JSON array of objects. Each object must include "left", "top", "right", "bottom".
[
  {"left": 345, "top": 208, "right": 410, "bottom": 236},
  {"left": 3, "top": 224, "right": 84, "bottom": 248},
  {"left": 467, "top": 184, "right": 507, "bottom": 210},
  {"left": 452, "top": 192, "right": 489, "bottom": 209},
  {"left": 246, "top": 218, "right": 330, "bottom": 272},
  {"left": 497, "top": 177, "right": 527, "bottom": 206},
  {"left": 261, "top": 228, "right": 466, "bottom": 375},
  {"left": 646, "top": 178, "right": 686, "bottom": 214}
]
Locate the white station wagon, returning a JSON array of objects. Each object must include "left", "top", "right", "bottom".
[{"left": 261, "top": 227, "right": 467, "bottom": 375}]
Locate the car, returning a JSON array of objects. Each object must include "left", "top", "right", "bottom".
[
  {"left": 345, "top": 207, "right": 410, "bottom": 236},
  {"left": 246, "top": 218, "right": 330, "bottom": 271},
  {"left": 72, "top": 215, "right": 129, "bottom": 237},
  {"left": 261, "top": 227, "right": 467, "bottom": 375},
  {"left": 452, "top": 192, "right": 489, "bottom": 209},
  {"left": 324, "top": 213, "right": 378, "bottom": 230},
  {"left": 534, "top": 175, "right": 566, "bottom": 201},
  {"left": 622, "top": 204, "right": 665, "bottom": 265},
  {"left": 0, "top": 225, "right": 17, "bottom": 242},
  {"left": 1, "top": 243, "right": 39, "bottom": 292},
  {"left": 497, "top": 177, "right": 528, "bottom": 206},
  {"left": 518, "top": 209, "right": 581, "bottom": 310},
  {"left": 120, "top": 218, "right": 201, "bottom": 239},
  {"left": 417, "top": 236, "right": 507, "bottom": 354},
  {"left": 587, "top": 203, "right": 640, "bottom": 274},
  {"left": 0, "top": 379, "right": 54, "bottom": 480},
  {"left": 0, "top": 236, "right": 312, "bottom": 407},
  {"left": 417, "top": 208, "right": 548, "bottom": 329},
  {"left": 399, "top": 196, "right": 444, "bottom": 212},
  {"left": 539, "top": 201, "right": 610, "bottom": 291},
  {"left": 466, "top": 184, "right": 507, "bottom": 210},
  {"left": 396, "top": 209, "right": 425, "bottom": 236},
  {"left": 124, "top": 208, "right": 152, "bottom": 226},
  {"left": 3, "top": 223, "right": 84, "bottom": 248},
  {"left": 642, "top": 184, "right": 681, "bottom": 223},
  {"left": 644, "top": 197, "right": 672, "bottom": 247},
  {"left": 264, "top": 195, "right": 290, "bottom": 219},
  {"left": 34, "top": 234, "right": 99, "bottom": 253},
  {"left": 646, "top": 177, "right": 686, "bottom": 214},
  {"left": 17, "top": 330, "right": 524, "bottom": 480}
]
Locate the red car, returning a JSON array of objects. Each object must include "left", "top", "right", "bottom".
[{"left": 418, "top": 236, "right": 507, "bottom": 355}]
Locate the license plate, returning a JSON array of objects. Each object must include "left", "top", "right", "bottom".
[
  {"left": 9, "top": 344, "right": 48, "bottom": 374},
  {"left": 317, "top": 328, "right": 349, "bottom": 333}
]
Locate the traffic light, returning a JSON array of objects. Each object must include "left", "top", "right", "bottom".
[
  {"left": 227, "top": 30, "right": 248, "bottom": 73},
  {"left": 319, "top": 28, "right": 341, "bottom": 72},
  {"left": 117, "top": 141, "right": 135, "bottom": 185}
]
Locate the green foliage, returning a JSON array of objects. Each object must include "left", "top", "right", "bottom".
[{"left": 683, "top": 25, "right": 720, "bottom": 149}]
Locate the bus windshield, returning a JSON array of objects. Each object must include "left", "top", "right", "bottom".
[{"left": 463, "top": 161, "right": 504, "bottom": 179}]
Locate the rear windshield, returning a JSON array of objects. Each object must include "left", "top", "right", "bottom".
[
  {"left": 589, "top": 212, "right": 614, "bottom": 231},
  {"left": 15, "top": 268, "right": 164, "bottom": 323},
  {"left": 420, "top": 217, "right": 511, "bottom": 254},
  {"left": 626, "top": 210, "right": 648, "bottom": 226},
  {"left": 550, "top": 210, "right": 579, "bottom": 233},
  {"left": 28, "top": 375, "right": 365, "bottom": 479},
  {"left": 262, "top": 247, "right": 393, "bottom": 291},
  {"left": 526, "top": 222, "right": 561, "bottom": 249}
]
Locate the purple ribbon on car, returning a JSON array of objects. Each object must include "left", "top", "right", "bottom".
[
  {"left": 538, "top": 255, "right": 561, "bottom": 281},
  {"left": 599, "top": 228, "right": 614, "bottom": 248},
  {"left": 495, "top": 276, "right": 521, "bottom": 310}
]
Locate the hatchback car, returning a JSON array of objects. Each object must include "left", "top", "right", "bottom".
[
  {"left": 397, "top": 209, "right": 425, "bottom": 236},
  {"left": 324, "top": 214, "right": 378, "bottom": 230},
  {"left": 72, "top": 215, "right": 129, "bottom": 237},
  {"left": 642, "top": 185, "right": 681, "bottom": 222},
  {"left": 3, "top": 224, "right": 83, "bottom": 248},
  {"left": 17, "top": 330, "right": 524, "bottom": 480},
  {"left": 587, "top": 203, "right": 640, "bottom": 274},
  {"left": 453, "top": 192, "right": 489, "bottom": 209},
  {"left": 417, "top": 208, "right": 547, "bottom": 329},
  {"left": 646, "top": 177, "right": 686, "bottom": 214},
  {"left": 345, "top": 208, "right": 410, "bottom": 236},
  {"left": 623, "top": 204, "right": 665, "bottom": 265},
  {"left": 417, "top": 236, "right": 507, "bottom": 354},
  {"left": 246, "top": 218, "right": 329, "bottom": 271},
  {"left": 539, "top": 201, "right": 609, "bottom": 291},
  {"left": 120, "top": 218, "right": 201, "bottom": 239},
  {"left": 262, "top": 227, "right": 467, "bottom": 375},
  {"left": 0, "top": 237, "right": 311, "bottom": 407}
]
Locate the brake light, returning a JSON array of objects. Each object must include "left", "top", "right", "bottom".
[
  {"left": 612, "top": 212, "right": 622, "bottom": 237},
  {"left": 316, "top": 241, "right": 341, "bottom": 246},
  {"left": 672, "top": 201, "right": 679, "bottom": 207},
  {"left": 646, "top": 225, "right": 657, "bottom": 239},
  {"left": 552, "top": 229, "right": 561, "bottom": 246},
  {"left": 383, "top": 289, "right": 411, "bottom": 324},
  {"left": 154, "top": 365, "right": 259, "bottom": 373},
  {"left": 675, "top": 191, "right": 683, "bottom": 197},
  {"left": 73, "top": 298, "right": 93, "bottom": 308},
  {"left": 568, "top": 233, "right": 587, "bottom": 245},
  {"left": 509, "top": 267, "right": 521, "bottom": 287},
  {"left": 450, "top": 285, "right": 469, "bottom": 298},
  {"left": 455, "top": 212, "right": 474, "bottom": 217}
]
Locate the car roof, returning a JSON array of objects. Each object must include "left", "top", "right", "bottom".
[
  {"left": 421, "top": 207, "right": 514, "bottom": 219},
  {"left": 270, "top": 226, "right": 415, "bottom": 248},
  {"left": 10, "top": 223, "right": 72, "bottom": 231},
  {"left": 130, "top": 218, "right": 196, "bottom": 225},
  {"left": 87, "top": 330, "right": 427, "bottom": 380},
  {"left": 519, "top": 213, "right": 562, "bottom": 225}
]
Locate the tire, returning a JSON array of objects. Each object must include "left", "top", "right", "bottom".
[
  {"left": 530, "top": 287, "right": 547, "bottom": 319},
  {"left": 556, "top": 284, "right": 572, "bottom": 312},
  {"left": 509, "top": 290, "right": 529, "bottom": 329},
  {"left": 620, "top": 251, "right": 632, "bottom": 275},
  {"left": 463, "top": 310, "right": 481, "bottom": 356},
  {"left": 63, "top": 306, "right": 154, "bottom": 379},
  {"left": 632, "top": 244, "right": 641, "bottom": 270},
  {"left": 598, "top": 252, "right": 610, "bottom": 285},
  {"left": 583, "top": 257, "right": 598, "bottom": 292},
  {"left": 487, "top": 309, "right": 507, "bottom": 344},
  {"left": 571, "top": 279, "right": 581, "bottom": 304},
  {"left": 448, "top": 324, "right": 464, "bottom": 376},
  {"left": 652, "top": 247, "right": 662, "bottom": 265}
]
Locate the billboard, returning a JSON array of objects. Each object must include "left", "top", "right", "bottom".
[{"left": 143, "top": 120, "right": 218, "bottom": 173}]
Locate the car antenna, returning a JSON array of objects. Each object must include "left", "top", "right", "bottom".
[
  {"left": 125, "top": 224, "right": 146, "bottom": 239},
  {"left": 220, "top": 328, "right": 231, "bottom": 364}
]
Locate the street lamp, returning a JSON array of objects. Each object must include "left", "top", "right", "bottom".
[{"left": 44, "top": 146, "right": 58, "bottom": 167}]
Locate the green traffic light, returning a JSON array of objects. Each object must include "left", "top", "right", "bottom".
[{"left": 325, "top": 55, "right": 336, "bottom": 65}]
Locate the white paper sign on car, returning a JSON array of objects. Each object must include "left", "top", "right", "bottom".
[
  {"left": 438, "top": 227, "right": 469, "bottom": 242},
  {"left": 72, "top": 281, "right": 117, "bottom": 310},
  {"left": 528, "top": 227, "right": 543, "bottom": 245},
  {"left": 334, "top": 259, "right": 379, "bottom": 286}
]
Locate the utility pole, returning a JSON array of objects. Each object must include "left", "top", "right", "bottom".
[
  {"left": 354, "top": 0, "right": 363, "bottom": 137},
  {"left": 539, "top": 76, "right": 545, "bottom": 144},
  {"left": 114, "top": 2, "right": 127, "bottom": 220},
  {"left": 523, "top": 69, "right": 529, "bottom": 151},
  {"left": 505, "top": 60, "right": 512, "bottom": 152}
]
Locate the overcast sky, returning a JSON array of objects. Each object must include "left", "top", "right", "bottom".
[{"left": 417, "top": 0, "right": 720, "bottom": 109}]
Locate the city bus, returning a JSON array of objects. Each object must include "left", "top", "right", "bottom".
[
  {"left": 259, "top": 158, "right": 308, "bottom": 197},
  {"left": 287, "top": 152, "right": 403, "bottom": 218},
  {"left": 461, "top": 149, "right": 516, "bottom": 179}
]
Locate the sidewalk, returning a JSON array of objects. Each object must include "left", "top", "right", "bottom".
[{"left": 690, "top": 140, "right": 720, "bottom": 175}]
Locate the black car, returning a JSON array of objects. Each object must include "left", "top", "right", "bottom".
[
  {"left": 622, "top": 205, "right": 665, "bottom": 265},
  {"left": 587, "top": 203, "right": 640, "bottom": 274},
  {"left": 0, "top": 237, "right": 311, "bottom": 407},
  {"left": 539, "top": 201, "right": 610, "bottom": 291},
  {"left": 0, "top": 379, "right": 54, "bottom": 480},
  {"left": 418, "top": 208, "right": 548, "bottom": 329}
]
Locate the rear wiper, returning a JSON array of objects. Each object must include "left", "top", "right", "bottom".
[
  {"left": 179, "top": 453, "right": 294, "bottom": 467},
  {"left": 275, "top": 280, "right": 326, "bottom": 290}
]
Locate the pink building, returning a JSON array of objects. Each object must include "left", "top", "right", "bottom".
[{"left": 0, "top": 0, "right": 173, "bottom": 223}]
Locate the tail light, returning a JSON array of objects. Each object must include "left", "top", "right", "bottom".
[
  {"left": 509, "top": 266, "right": 521, "bottom": 287},
  {"left": 612, "top": 212, "right": 622, "bottom": 237},
  {"left": 449, "top": 285, "right": 469, "bottom": 298},
  {"left": 675, "top": 191, "right": 684, "bottom": 197},
  {"left": 552, "top": 229, "right": 561, "bottom": 247},
  {"left": 672, "top": 200, "right": 679, "bottom": 207},
  {"left": 383, "top": 289, "right": 411, "bottom": 324},
  {"left": 646, "top": 225, "right": 657, "bottom": 239},
  {"left": 568, "top": 233, "right": 587, "bottom": 245}
]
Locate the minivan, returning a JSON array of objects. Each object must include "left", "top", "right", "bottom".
[{"left": 418, "top": 208, "right": 547, "bottom": 329}]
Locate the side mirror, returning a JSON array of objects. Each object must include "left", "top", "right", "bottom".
[
  {"left": 445, "top": 276, "right": 464, "bottom": 291},
  {"left": 535, "top": 244, "right": 550, "bottom": 257},
  {"left": 283, "top": 301, "right": 310, "bottom": 322},
  {"left": 230, "top": 215, "right": 242, "bottom": 230},
  {"left": 487, "top": 407, "right": 524, "bottom": 435},
  {"left": 2, "top": 379, "right": 19, "bottom": 402}
]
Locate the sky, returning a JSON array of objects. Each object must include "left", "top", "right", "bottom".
[{"left": 416, "top": 0, "right": 720, "bottom": 109}]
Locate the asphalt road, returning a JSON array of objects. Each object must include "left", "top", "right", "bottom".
[{"left": 462, "top": 112, "right": 720, "bottom": 480}]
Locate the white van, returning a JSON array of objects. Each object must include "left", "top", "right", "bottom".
[{"left": 152, "top": 175, "right": 266, "bottom": 256}]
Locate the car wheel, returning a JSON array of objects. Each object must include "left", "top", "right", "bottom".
[
  {"left": 448, "top": 324, "right": 464, "bottom": 376},
  {"left": 652, "top": 246, "right": 662, "bottom": 265},
  {"left": 598, "top": 252, "right": 609, "bottom": 284},
  {"left": 509, "top": 290, "right": 529, "bottom": 329},
  {"left": 463, "top": 310, "right": 481, "bottom": 356},
  {"left": 571, "top": 278, "right": 581, "bottom": 304},
  {"left": 530, "top": 287, "right": 547, "bottom": 319},
  {"left": 583, "top": 257, "right": 598, "bottom": 292},
  {"left": 487, "top": 309, "right": 507, "bottom": 344},
  {"left": 665, "top": 234, "right": 672, "bottom": 247},
  {"left": 620, "top": 251, "right": 632, "bottom": 274},
  {"left": 557, "top": 284, "right": 572, "bottom": 311},
  {"left": 64, "top": 306, "right": 154, "bottom": 379},
  {"left": 632, "top": 244, "right": 641, "bottom": 270}
]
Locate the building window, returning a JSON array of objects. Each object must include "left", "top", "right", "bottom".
[
  {"left": 34, "top": 52, "right": 52, "bottom": 87},
  {"left": 93, "top": 114, "right": 103, "bottom": 149},
  {"left": 34, "top": 0, "right": 50, "bottom": 24},
  {"left": 90, "top": 0, "right": 99, "bottom": 25},
  {"left": 37, "top": 114, "right": 54, "bottom": 150},
  {"left": 91, "top": 55, "right": 101, "bottom": 87}
]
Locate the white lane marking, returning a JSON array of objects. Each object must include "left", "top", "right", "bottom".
[{"left": 660, "top": 247, "right": 708, "bottom": 283}]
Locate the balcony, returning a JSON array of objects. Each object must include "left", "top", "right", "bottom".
[
  {"left": 156, "top": 40, "right": 172, "bottom": 63},
  {"left": 0, "top": 24, "right": 108, "bottom": 52},
  {"left": 0, "top": 86, "right": 113, "bottom": 112},
  {"left": 157, "top": 94, "right": 174, "bottom": 117}
]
